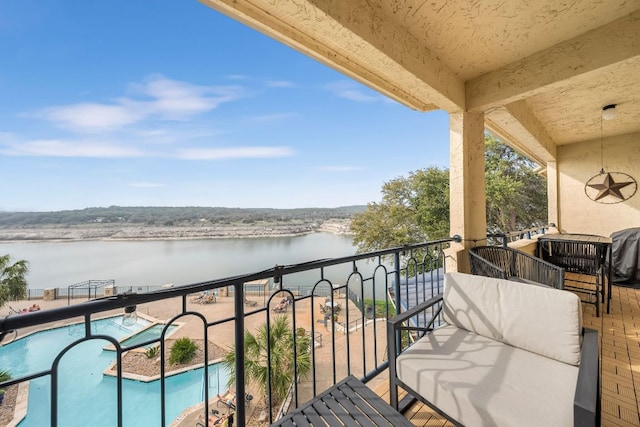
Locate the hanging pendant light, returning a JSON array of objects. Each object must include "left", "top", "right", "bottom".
[
  {"left": 601, "top": 104, "right": 617, "bottom": 121},
  {"left": 598, "top": 104, "right": 616, "bottom": 174}
]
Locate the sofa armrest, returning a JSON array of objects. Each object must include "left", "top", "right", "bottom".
[
  {"left": 387, "top": 293, "right": 443, "bottom": 331},
  {"left": 574, "top": 327, "right": 600, "bottom": 427},
  {"left": 388, "top": 293, "right": 443, "bottom": 410}
]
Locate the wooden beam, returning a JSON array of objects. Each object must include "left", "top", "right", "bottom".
[
  {"left": 485, "top": 100, "right": 558, "bottom": 165},
  {"left": 467, "top": 10, "right": 640, "bottom": 111}
]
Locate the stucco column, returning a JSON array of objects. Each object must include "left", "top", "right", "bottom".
[
  {"left": 546, "top": 160, "right": 559, "bottom": 229},
  {"left": 447, "top": 111, "right": 486, "bottom": 273}
]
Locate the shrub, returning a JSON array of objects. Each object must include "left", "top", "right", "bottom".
[
  {"left": 0, "top": 369, "right": 11, "bottom": 402},
  {"left": 145, "top": 345, "right": 159, "bottom": 359},
  {"left": 169, "top": 338, "right": 198, "bottom": 365}
]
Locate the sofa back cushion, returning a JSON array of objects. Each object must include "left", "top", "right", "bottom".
[{"left": 442, "top": 272, "right": 582, "bottom": 366}]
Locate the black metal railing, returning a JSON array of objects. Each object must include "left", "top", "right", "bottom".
[
  {"left": 67, "top": 279, "right": 116, "bottom": 303},
  {"left": 19, "top": 284, "right": 170, "bottom": 301},
  {"left": 0, "top": 237, "right": 458, "bottom": 427},
  {"left": 486, "top": 224, "right": 555, "bottom": 247}
]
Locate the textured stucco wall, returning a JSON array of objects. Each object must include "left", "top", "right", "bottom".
[{"left": 557, "top": 132, "right": 640, "bottom": 237}]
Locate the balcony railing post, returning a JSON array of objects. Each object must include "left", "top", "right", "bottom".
[
  {"left": 389, "top": 250, "right": 404, "bottom": 410},
  {"left": 234, "top": 282, "right": 246, "bottom": 427},
  {"left": 388, "top": 316, "right": 399, "bottom": 409},
  {"left": 392, "top": 251, "right": 402, "bottom": 366}
]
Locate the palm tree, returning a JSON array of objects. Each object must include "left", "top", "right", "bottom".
[
  {"left": 221, "top": 314, "right": 311, "bottom": 410},
  {"left": 0, "top": 255, "right": 29, "bottom": 307},
  {"left": 0, "top": 369, "right": 11, "bottom": 404}
]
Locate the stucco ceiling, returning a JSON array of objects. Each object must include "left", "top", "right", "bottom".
[{"left": 199, "top": 0, "right": 640, "bottom": 164}]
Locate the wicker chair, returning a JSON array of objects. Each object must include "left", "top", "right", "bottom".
[
  {"left": 469, "top": 245, "right": 565, "bottom": 289},
  {"left": 537, "top": 234, "right": 609, "bottom": 316}
]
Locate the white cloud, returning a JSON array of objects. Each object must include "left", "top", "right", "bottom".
[
  {"left": 131, "top": 127, "right": 230, "bottom": 145},
  {"left": 38, "top": 103, "right": 144, "bottom": 132},
  {"left": 31, "top": 75, "right": 245, "bottom": 132},
  {"left": 315, "top": 165, "right": 364, "bottom": 172},
  {"left": 249, "top": 113, "right": 297, "bottom": 123},
  {"left": 324, "top": 81, "right": 380, "bottom": 103},
  {"left": 129, "top": 74, "right": 242, "bottom": 118},
  {"left": 0, "top": 138, "right": 143, "bottom": 158},
  {"left": 266, "top": 80, "right": 295, "bottom": 88},
  {"left": 176, "top": 146, "right": 294, "bottom": 160},
  {"left": 0, "top": 132, "right": 294, "bottom": 160},
  {"left": 134, "top": 129, "right": 170, "bottom": 137},
  {"left": 129, "top": 182, "right": 167, "bottom": 188}
]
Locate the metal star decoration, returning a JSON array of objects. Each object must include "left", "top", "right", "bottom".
[{"left": 587, "top": 172, "right": 635, "bottom": 201}]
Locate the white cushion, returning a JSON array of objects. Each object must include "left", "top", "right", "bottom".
[
  {"left": 397, "top": 325, "right": 578, "bottom": 427},
  {"left": 442, "top": 272, "right": 582, "bottom": 365}
]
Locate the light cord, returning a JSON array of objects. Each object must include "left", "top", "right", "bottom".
[{"left": 600, "top": 113, "right": 605, "bottom": 174}]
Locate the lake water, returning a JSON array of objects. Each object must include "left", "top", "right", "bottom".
[{"left": 0, "top": 233, "right": 357, "bottom": 291}]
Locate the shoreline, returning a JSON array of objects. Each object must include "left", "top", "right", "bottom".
[{"left": 0, "top": 219, "right": 353, "bottom": 243}]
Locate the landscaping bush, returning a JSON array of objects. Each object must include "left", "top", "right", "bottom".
[
  {"left": 169, "top": 338, "right": 198, "bottom": 365},
  {"left": 360, "top": 298, "right": 395, "bottom": 318},
  {"left": 0, "top": 369, "right": 11, "bottom": 405},
  {"left": 145, "top": 345, "right": 159, "bottom": 359}
]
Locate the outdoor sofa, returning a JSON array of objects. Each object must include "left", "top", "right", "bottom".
[{"left": 388, "top": 272, "right": 600, "bottom": 427}]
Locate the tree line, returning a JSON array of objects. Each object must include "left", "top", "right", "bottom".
[{"left": 0, "top": 205, "right": 366, "bottom": 228}]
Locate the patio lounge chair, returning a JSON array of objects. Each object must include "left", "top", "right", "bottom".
[
  {"left": 388, "top": 272, "right": 600, "bottom": 427},
  {"left": 216, "top": 389, "right": 236, "bottom": 410},
  {"left": 469, "top": 245, "right": 565, "bottom": 289},
  {"left": 216, "top": 390, "right": 253, "bottom": 412},
  {"left": 190, "top": 293, "right": 205, "bottom": 303},
  {"left": 200, "top": 292, "right": 216, "bottom": 304},
  {"left": 271, "top": 297, "right": 290, "bottom": 312},
  {"left": 197, "top": 410, "right": 234, "bottom": 427}
]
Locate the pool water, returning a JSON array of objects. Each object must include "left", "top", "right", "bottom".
[{"left": 0, "top": 316, "right": 229, "bottom": 426}]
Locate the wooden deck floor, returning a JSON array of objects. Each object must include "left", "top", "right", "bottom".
[{"left": 372, "top": 280, "right": 640, "bottom": 427}]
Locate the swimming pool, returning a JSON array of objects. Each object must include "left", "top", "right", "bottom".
[
  {"left": 0, "top": 316, "right": 229, "bottom": 426},
  {"left": 118, "top": 323, "right": 179, "bottom": 350}
]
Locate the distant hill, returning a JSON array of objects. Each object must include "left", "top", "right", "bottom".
[{"left": 0, "top": 206, "right": 367, "bottom": 227}]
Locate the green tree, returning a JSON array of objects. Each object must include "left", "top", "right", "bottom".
[
  {"left": 351, "top": 137, "right": 547, "bottom": 252},
  {"left": 221, "top": 315, "right": 311, "bottom": 411},
  {"left": 351, "top": 167, "right": 450, "bottom": 253},
  {"left": 484, "top": 135, "right": 547, "bottom": 232},
  {"left": 0, "top": 255, "right": 29, "bottom": 306}
]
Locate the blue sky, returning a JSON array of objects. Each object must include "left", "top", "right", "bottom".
[{"left": 0, "top": 0, "right": 450, "bottom": 211}]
